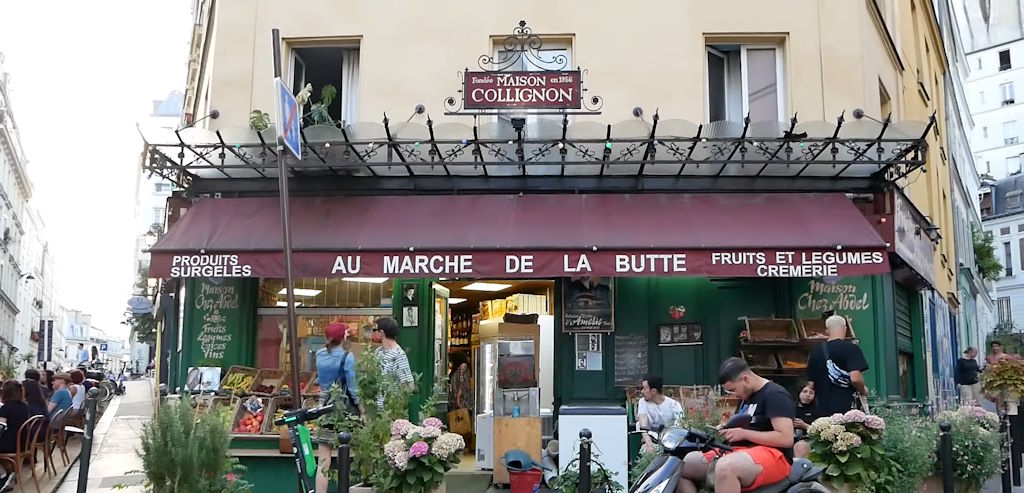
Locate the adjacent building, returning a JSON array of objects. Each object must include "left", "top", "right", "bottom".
[
  {"left": 958, "top": 0, "right": 1024, "bottom": 179},
  {"left": 937, "top": 0, "right": 998, "bottom": 376}
]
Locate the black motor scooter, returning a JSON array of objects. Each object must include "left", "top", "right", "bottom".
[{"left": 629, "top": 414, "right": 829, "bottom": 493}]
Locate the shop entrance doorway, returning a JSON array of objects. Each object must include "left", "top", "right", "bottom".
[{"left": 436, "top": 279, "right": 556, "bottom": 472}]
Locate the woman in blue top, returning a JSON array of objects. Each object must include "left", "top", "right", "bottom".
[{"left": 313, "top": 321, "right": 360, "bottom": 493}]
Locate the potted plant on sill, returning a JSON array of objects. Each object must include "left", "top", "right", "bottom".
[{"left": 981, "top": 357, "right": 1024, "bottom": 414}]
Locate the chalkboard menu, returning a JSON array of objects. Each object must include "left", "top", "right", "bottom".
[
  {"left": 614, "top": 333, "right": 649, "bottom": 386},
  {"left": 187, "top": 278, "right": 246, "bottom": 367}
]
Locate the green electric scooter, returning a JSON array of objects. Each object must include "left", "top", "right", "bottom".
[{"left": 274, "top": 403, "right": 336, "bottom": 493}]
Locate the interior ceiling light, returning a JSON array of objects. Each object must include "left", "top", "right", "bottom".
[
  {"left": 462, "top": 282, "right": 512, "bottom": 292},
  {"left": 278, "top": 288, "right": 322, "bottom": 297},
  {"left": 276, "top": 301, "right": 302, "bottom": 307},
  {"left": 342, "top": 277, "right": 389, "bottom": 284},
  {"left": 448, "top": 298, "right": 467, "bottom": 304}
]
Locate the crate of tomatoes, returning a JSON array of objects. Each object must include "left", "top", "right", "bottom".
[
  {"left": 232, "top": 396, "right": 269, "bottom": 435},
  {"left": 248, "top": 368, "right": 286, "bottom": 396}
]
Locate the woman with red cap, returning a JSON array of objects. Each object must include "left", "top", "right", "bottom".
[{"left": 313, "top": 321, "right": 360, "bottom": 493}]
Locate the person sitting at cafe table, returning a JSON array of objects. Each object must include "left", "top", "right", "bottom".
[{"left": 636, "top": 374, "right": 684, "bottom": 455}]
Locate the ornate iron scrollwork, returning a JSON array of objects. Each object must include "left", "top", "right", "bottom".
[{"left": 478, "top": 21, "right": 568, "bottom": 72}]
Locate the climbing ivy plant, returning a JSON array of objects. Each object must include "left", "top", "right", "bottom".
[{"left": 973, "top": 226, "right": 1002, "bottom": 281}]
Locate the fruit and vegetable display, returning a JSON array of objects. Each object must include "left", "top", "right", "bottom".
[
  {"left": 272, "top": 408, "right": 318, "bottom": 435},
  {"left": 254, "top": 384, "right": 276, "bottom": 394},
  {"left": 233, "top": 397, "right": 267, "bottom": 434},
  {"left": 222, "top": 371, "right": 256, "bottom": 393}
]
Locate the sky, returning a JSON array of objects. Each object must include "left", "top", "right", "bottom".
[{"left": 0, "top": 1, "right": 192, "bottom": 336}]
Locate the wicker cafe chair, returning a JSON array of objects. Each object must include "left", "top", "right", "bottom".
[
  {"left": 31, "top": 412, "right": 59, "bottom": 478},
  {"left": 0, "top": 415, "right": 46, "bottom": 493},
  {"left": 52, "top": 411, "right": 71, "bottom": 467}
]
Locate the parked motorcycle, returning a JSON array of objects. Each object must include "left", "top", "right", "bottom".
[{"left": 629, "top": 415, "right": 829, "bottom": 493}]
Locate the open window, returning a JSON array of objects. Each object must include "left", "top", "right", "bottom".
[
  {"left": 706, "top": 44, "right": 785, "bottom": 122},
  {"left": 1004, "top": 120, "right": 1019, "bottom": 145},
  {"left": 288, "top": 46, "right": 360, "bottom": 125},
  {"left": 1000, "top": 49, "right": 1012, "bottom": 71}
]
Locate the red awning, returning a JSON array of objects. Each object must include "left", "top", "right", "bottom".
[{"left": 149, "top": 193, "right": 889, "bottom": 278}]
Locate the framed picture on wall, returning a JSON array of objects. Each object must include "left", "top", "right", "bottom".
[
  {"left": 657, "top": 323, "right": 703, "bottom": 346},
  {"left": 403, "top": 306, "right": 419, "bottom": 327},
  {"left": 401, "top": 283, "right": 419, "bottom": 305}
]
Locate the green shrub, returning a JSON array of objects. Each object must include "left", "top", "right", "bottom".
[
  {"left": 936, "top": 410, "right": 1004, "bottom": 491},
  {"left": 871, "top": 406, "right": 937, "bottom": 492},
  {"left": 139, "top": 402, "right": 251, "bottom": 493}
]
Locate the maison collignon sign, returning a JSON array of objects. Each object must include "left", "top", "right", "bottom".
[{"left": 464, "top": 71, "right": 581, "bottom": 110}]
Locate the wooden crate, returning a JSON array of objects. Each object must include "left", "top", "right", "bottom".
[
  {"left": 194, "top": 395, "right": 232, "bottom": 415},
  {"left": 248, "top": 368, "right": 286, "bottom": 396},
  {"left": 219, "top": 366, "right": 258, "bottom": 395},
  {"left": 798, "top": 317, "right": 857, "bottom": 341},
  {"left": 777, "top": 349, "right": 810, "bottom": 369},
  {"left": 231, "top": 396, "right": 270, "bottom": 435},
  {"left": 740, "top": 349, "right": 780, "bottom": 370},
  {"left": 739, "top": 317, "right": 799, "bottom": 343},
  {"left": 300, "top": 371, "right": 318, "bottom": 396},
  {"left": 262, "top": 395, "right": 319, "bottom": 435}
]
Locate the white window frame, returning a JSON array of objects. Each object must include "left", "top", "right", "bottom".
[
  {"left": 1005, "top": 120, "right": 1019, "bottom": 145},
  {"left": 1002, "top": 82, "right": 1015, "bottom": 105},
  {"left": 704, "top": 44, "right": 786, "bottom": 122},
  {"left": 491, "top": 41, "right": 573, "bottom": 128},
  {"left": 983, "top": 126, "right": 988, "bottom": 138},
  {"left": 289, "top": 53, "right": 306, "bottom": 96}
]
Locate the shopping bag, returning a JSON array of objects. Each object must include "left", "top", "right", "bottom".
[{"left": 448, "top": 408, "right": 472, "bottom": 435}]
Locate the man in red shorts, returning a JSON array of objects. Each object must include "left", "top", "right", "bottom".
[{"left": 677, "top": 357, "right": 795, "bottom": 493}]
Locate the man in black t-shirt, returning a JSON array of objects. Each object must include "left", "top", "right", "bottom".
[
  {"left": 678, "top": 358, "right": 794, "bottom": 493},
  {"left": 806, "top": 315, "right": 869, "bottom": 416}
]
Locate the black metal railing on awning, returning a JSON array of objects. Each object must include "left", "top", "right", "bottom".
[{"left": 138, "top": 111, "right": 934, "bottom": 195}]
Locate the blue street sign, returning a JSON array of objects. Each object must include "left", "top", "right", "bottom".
[
  {"left": 100, "top": 343, "right": 108, "bottom": 352},
  {"left": 275, "top": 77, "right": 302, "bottom": 160}
]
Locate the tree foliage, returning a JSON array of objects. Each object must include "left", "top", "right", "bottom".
[
  {"left": 124, "top": 267, "right": 158, "bottom": 346},
  {"left": 973, "top": 226, "right": 1002, "bottom": 281}
]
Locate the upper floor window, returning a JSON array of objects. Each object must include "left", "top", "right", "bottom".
[
  {"left": 1002, "top": 82, "right": 1016, "bottom": 106},
  {"left": 1005, "top": 120, "right": 1019, "bottom": 145},
  {"left": 289, "top": 45, "right": 360, "bottom": 125},
  {"left": 491, "top": 40, "right": 572, "bottom": 131},
  {"left": 983, "top": 126, "right": 989, "bottom": 139},
  {"left": 978, "top": 57, "right": 983, "bottom": 70},
  {"left": 1000, "top": 49, "right": 1012, "bottom": 71},
  {"left": 1008, "top": 156, "right": 1021, "bottom": 175},
  {"left": 1005, "top": 241, "right": 1014, "bottom": 277},
  {"left": 153, "top": 183, "right": 170, "bottom": 193},
  {"left": 706, "top": 44, "right": 785, "bottom": 122},
  {"left": 980, "top": 90, "right": 986, "bottom": 106}
]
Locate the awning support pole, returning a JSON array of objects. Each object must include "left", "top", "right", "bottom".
[
  {"left": 638, "top": 110, "right": 660, "bottom": 176},
  {"left": 272, "top": 28, "right": 303, "bottom": 411}
]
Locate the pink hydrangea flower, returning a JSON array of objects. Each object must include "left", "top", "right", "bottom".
[
  {"left": 409, "top": 441, "right": 430, "bottom": 458},
  {"left": 423, "top": 417, "right": 444, "bottom": 429},
  {"left": 863, "top": 415, "right": 886, "bottom": 430},
  {"left": 225, "top": 473, "right": 236, "bottom": 482},
  {"left": 391, "top": 419, "right": 413, "bottom": 438},
  {"left": 828, "top": 413, "right": 845, "bottom": 425},
  {"left": 843, "top": 409, "right": 868, "bottom": 423}
]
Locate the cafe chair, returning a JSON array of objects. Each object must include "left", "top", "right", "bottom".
[
  {"left": 33, "top": 412, "right": 61, "bottom": 477},
  {"left": 0, "top": 415, "right": 46, "bottom": 493}
]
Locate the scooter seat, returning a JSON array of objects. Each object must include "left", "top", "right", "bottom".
[{"left": 787, "top": 458, "right": 817, "bottom": 482}]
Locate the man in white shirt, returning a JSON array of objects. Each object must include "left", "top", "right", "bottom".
[
  {"left": 636, "top": 374, "right": 684, "bottom": 455},
  {"left": 76, "top": 344, "right": 90, "bottom": 366}
]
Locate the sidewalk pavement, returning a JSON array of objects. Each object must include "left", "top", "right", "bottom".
[{"left": 55, "top": 379, "right": 153, "bottom": 493}]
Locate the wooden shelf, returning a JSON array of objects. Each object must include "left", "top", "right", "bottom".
[{"left": 739, "top": 341, "right": 821, "bottom": 349}]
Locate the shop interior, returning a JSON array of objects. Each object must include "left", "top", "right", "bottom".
[{"left": 437, "top": 279, "right": 556, "bottom": 472}]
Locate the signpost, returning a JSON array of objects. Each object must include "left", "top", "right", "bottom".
[{"left": 271, "top": 28, "right": 303, "bottom": 404}]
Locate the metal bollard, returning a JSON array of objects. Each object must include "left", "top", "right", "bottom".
[
  {"left": 579, "top": 429, "right": 592, "bottom": 493},
  {"left": 939, "top": 421, "right": 954, "bottom": 493},
  {"left": 337, "top": 432, "right": 351, "bottom": 493},
  {"left": 1002, "top": 412, "right": 1013, "bottom": 493},
  {"left": 76, "top": 388, "right": 101, "bottom": 493}
]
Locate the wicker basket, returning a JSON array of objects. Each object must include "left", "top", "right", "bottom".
[
  {"left": 262, "top": 395, "right": 319, "bottom": 435},
  {"left": 220, "top": 366, "right": 258, "bottom": 395},
  {"left": 231, "top": 396, "right": 270, "bottom": 435},
  {"left": 739, "top": 317, "right": 799, "bottom": 343},
  {"left": 248, "top": 369, "right": 287, "bottom": 396}
]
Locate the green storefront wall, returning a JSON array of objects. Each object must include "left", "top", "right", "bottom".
[{"left": 552, "top": 275, "right": 928, "bottom": 407}]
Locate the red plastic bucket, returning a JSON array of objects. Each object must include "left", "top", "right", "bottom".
[{"left": 508, "top": 468, "right": 543, "bottom": 493}]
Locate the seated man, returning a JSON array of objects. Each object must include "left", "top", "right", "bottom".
[
  {"left": 636, "top": 374, "right": 684, "bottom": 454},
  {"left": 678, "top": 358, "right": 795, "bottom": 493}
]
